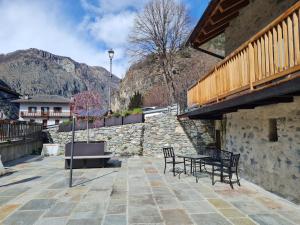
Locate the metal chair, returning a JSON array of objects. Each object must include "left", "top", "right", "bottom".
[
  {"left": 212, "top": 153, "right": 241, "bottom": 188},
  {"left": 162, "top": 147, "right": 184, "bottom": 176}
]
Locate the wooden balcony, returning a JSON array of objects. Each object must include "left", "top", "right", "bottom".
[
  {"left": 188, "top": 2, "right": 300, "bottom": 108},
  {"left": 20, "top": 111, "right": 71, "bottom": 118}
]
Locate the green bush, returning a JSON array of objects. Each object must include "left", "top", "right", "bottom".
[
  {"left": 122, "top": 110, "right": 131, "bottom": 117},
  {"left": 128, "top": 91, "right": 143, "bottom": 110},
  {"left": 112, "top": 111, "right": 121, "bottom": 117},
  {"left": 62, "top": 120, "right": 72, "bottom": 126},
  {"left": 120, "top": 108, "right": 142, "bottom": 117},
  {"left": 130, "top": 108, "right": 143, "bottom": 115}
]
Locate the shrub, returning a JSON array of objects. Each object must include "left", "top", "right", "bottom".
[
  {"left": 62, "top": 120, "right": 72, "bottom": 126},
  {"left": 128, "top": 91, "right": 143, "bottom": 110},
  {"left": 112, "top": 111, "right": 121, "bottom": 117},
  {"left": 130, "top": 108, "right": 143, "bottom": 115},
  {"left": 122, "top": 110, "right": 131, "bottom": 117}
]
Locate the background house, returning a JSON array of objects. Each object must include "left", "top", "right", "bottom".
[
  {"left": 185, "top": 0, "right": 300, "bottom": 203},
  {"left": 0, "top": 79, "right": 20, "bottom": 120},
  {"left": 13, "top": 95, "right": 71, "bottom": 128}
]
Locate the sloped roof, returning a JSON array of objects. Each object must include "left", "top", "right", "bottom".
[
  {"left": 12, "top": 95, "right": 71, "bottom": 104},
  {"left": 187, "top": 0, "right": 249, "bottom": 47},
  {"left": 0, "top": 80, "right": 20, "bottom": 96}
]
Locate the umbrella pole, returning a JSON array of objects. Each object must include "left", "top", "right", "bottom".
[{"left": 69, "top": 115, "right": 75, "bottom": 187}]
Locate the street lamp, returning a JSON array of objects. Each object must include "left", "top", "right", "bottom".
[{"left": 108, "top": 49, "right": 114, "bottom": 113}]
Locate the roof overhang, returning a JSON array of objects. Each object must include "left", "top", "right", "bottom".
[
  {"left": 0, "top": 86, "right": 20, "bottom": 96},
  {"left": 183, "top": 75, "right": 300, "bottom": 120},
  {"left": 187, "top": 0, "right": 249, "bottom": 47}
]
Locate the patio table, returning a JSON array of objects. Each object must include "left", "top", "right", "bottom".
[{"left": 177, "top": 154, "right": 210, "bottom": 175}]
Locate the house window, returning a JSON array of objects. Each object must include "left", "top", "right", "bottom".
[
  {"left": 54, "top": 107, "right": 62, "bottom": 113},
  {"left": 269, "top": 119, "right": 278, "bottom": 142},
  {"left": 28, "top": 107, "right": 37, "bottom": 113},
  {"left": 55, "top": 120, "right": 60, "bottom": 125}
]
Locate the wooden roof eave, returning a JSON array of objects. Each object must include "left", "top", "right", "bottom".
[
  {"left": 188, "top": 1, "right": 300, "bottom": 91},
  {"left": 186, "top": 0, "right": 249, "bottom": 47}
]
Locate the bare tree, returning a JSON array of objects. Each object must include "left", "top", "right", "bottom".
[
  {"left": 143, "top": 85, "right": 169, "bottom": 107},
  {"left": 128, "top": 0, "right": 190, "bottom": 104},
  {"left": 72, "top": 91, "right": 102, "bottom": 143}
]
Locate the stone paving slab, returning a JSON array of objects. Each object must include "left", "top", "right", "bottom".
[
  {"left": 2, "top": 210, "right": 44, "bottom": 225},
  {"left": 161, "top": 209, "right": 193, "bottom": 225},
  {"left": 0, "top": 156, "right": 299, "bottom": 225},
  {"left": 20, "top": 199, "right": 56, "bottom": 210}
]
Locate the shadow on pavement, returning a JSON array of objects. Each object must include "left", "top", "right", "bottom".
[
  {"left": 72, "top": 171, "right": 117, "bottom": 187},
  {"left": 0, "top": 176, "right": 42, "bottom": 187}
]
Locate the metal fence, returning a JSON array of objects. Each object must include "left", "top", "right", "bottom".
[
  {"left": 58, "top": 114, "right": 145, "bottom": 132},
  {"left": 0, "top": 120, "right": 43, "bottom": 143}
]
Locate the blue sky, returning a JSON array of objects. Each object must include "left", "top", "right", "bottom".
[{"left": 0, "top": 0, "right": 210, "bottom": 78}]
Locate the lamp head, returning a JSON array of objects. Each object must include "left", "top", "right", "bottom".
[{"left": 108, "top": 49, "right": 114, "bottom": 59}]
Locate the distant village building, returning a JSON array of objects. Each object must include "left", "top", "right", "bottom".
[
  {"left": 12, "top": 95, "right": 71, "bottom": 128},
  {"left": 0, "top": 80, "right": 20, "bottom": 120},
  {"left": 185, "top": 0, "right": 300, "bottom": 203}
]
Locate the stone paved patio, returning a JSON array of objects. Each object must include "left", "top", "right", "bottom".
[{"left": 0, "top": 156, "right": 299, "bottom": 225}]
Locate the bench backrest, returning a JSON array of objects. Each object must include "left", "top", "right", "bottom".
[{"left": 65, "top": 141, "right": 106, "bottom": 156}]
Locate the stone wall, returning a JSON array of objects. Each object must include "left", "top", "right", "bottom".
[
  {"left": 49, "top": 114, "right": 215, "bottom": 157},
  {"left": 0, "top": 139, "right": 43, "bottom": 163},
  {"left": 49, "top": 123, "right": 145, "bottom": 156},
  {"left": 224, "top": 0, "right": 298, "bottom": 55},
  {"left": 143, "top": 115, "right": 215, "bottom": 156},
  {"left": 223, "top": 97, "right": 300, "bottom": 203}
]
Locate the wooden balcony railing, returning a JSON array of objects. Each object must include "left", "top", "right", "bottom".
[
  {"left": 0, "top": 120, "right": 42, "bottom": 143},
  {"left": 188, "top": 2, "right": 300, "bottom": 107},
  {"left": 20, "top": 111, "right": 71, "bottom": 118}
]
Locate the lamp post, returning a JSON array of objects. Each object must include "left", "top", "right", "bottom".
[{"left": 108, "top": 49, "right": 114, "bottom": 113}]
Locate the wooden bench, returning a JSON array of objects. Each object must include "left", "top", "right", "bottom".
[
  {"left": 64, "top": 141, "right": 113, "bottom": 169},
  {"left": 64, "top": 155, "right": 114, "bottom": 160}
]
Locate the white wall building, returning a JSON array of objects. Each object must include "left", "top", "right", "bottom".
[{"left": 12, "top": 95, "right": 71, "bottom": 128}]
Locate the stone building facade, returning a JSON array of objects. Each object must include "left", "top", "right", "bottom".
[
  {"left": 225, "top": 0, "right": 299, "bottom": 55},
  {"left": 216, "top": 97, "right": 300, "bottom": 203},
  {"left": 186, "top": 0, "right": 300, "bottom": 204},
  {"left": 49, "top": 114, "right": 215, "bottom": 157}
]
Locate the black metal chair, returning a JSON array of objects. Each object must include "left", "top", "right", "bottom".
[
  {"left": 162, "top": 147, "right": 184, "bottom": 176},
  {"left": 194, "top": 148, "right": 221, "bottom": 183},
  {"left": 198, "top": 148, "right": 221, "bottom": 172},
  {"left": 212, "top": 153, "right": 241, "bottom": 188}
]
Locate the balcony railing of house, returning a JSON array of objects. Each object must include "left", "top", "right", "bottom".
[
  {"left": 188, "top": 2, "right": 300, "bottom": 107},
  {"left": 20, "top": 111, "right": 71, "bottom": 118},
  {"left": 0, "top": 120, "right": 43, "bottom": 143}
]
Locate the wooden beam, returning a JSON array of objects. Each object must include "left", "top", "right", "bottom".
[
  {"left": 212, "top": 1, "right": 248, "bottom": 22},
  {"left": 193, "top": 46, "right": 225, "bottom": 59},
  {"left": 195, "top": 30, "right": 225, "bottom": 48},
  {"left": 220, "top": 0, "right": 248, "bottom": 11},
  {"left": 203, "top": 15, "right": 236, "bottom": 34},
  {"left": 186, "top": 0, "right": 249, "bottom": 46}
]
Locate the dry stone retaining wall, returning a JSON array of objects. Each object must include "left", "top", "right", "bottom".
[{"left": 49, "top": 114, "right": 215, "bottom": 157}]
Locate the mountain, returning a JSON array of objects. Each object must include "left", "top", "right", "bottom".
[
  {"left": 112, "top": 47, "right": 221, "bottom": 111},
  {"left": 0, "top": 48, "right": 120, "bottom": 106}
]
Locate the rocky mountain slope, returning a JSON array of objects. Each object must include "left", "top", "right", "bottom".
[
  {"left": 0, "top": 48, "right": 120, "bottom": 106},
  {"left": 112, "top": 47, "right": 221, "bottom": 111}
]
